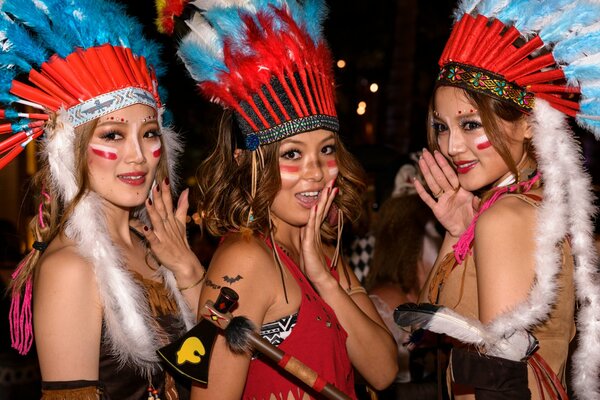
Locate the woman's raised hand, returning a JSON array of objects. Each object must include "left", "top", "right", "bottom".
[
  {"left": 414, "top": 149, "right": 480, "bottom": 237},
  {"left": 299, "top": 178, "right": 338, "bottom": 287},
  {"left": 132, "top": 179, "right": 202, "bottom": 276}
]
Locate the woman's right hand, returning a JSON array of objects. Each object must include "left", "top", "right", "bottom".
[{"left": 414, "top": 149, "right": 480, "bottom": 237}]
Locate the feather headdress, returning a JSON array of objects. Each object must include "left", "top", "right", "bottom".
[
  {"left": 414, "top": 1, "right": 600, "bottom": 398},
  {"left": 158, "top": 0, "right": 337, "bottom": 150},
  {"left": 5, "top": 0, "right": 193, "bottom": 378}
]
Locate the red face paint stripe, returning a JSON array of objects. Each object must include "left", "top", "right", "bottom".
[
  {"left": 280, "top": 165, "right": 300, "bottom": 172},
  {"left": 476, "top": 141, "right": 492, "bottom": 150},
  {"left": 326, "top": 160, "right": 337, "bottom": 167},
  {"left": 152, "top": 148, "right": 162, "bottom": 158},
  {"left": 91, "top": 148, "right": 117, "bottom": 160}
]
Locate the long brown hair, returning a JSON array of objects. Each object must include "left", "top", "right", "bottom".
[
  {"left": 427, "top": 87, "right": 531, "bottom": 182},
  {"left": 198, "top": 112, "right": 366, "bottom": 242}
]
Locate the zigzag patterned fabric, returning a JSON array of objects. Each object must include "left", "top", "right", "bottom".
[
  {"left": 0, "top": 0, "right": 165, "bottom": 169},
  {"left": 157, "top": 0, "right": 337, "bottom": 150}
]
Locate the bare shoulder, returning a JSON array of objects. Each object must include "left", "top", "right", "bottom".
[
  {"left": 208, "top": 234, "right": 274, "bottom": 280},
  {"left": 36, "top": 236, "right": 98, "bottom": 295},
  {"left": 475, "top": 194, "right": 537, "bottom": 241},
  {"left": 200, "top": 234, "right": 276, "bottom": 318}
]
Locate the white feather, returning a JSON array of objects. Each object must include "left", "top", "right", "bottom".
[{"left": 184, "top": 12, "right": 223, "bottom": 59}]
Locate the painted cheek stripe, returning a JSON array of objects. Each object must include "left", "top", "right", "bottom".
[
  {"left": 89, "top": 143, "right": 118, "bottom": 160},
  {"left": 327, "top": 160, "right": 339, "bottom": 176},
  {"left": 280, "top": 164, "right": 300, "bottom": 180},
  {"left": 150, "top": 142, "right": 162, "bottom": 158},
  {"left": 474, "top": 135, "right": 492, "bottom": 150}
]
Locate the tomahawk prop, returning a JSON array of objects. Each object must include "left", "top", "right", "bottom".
[{"left": 158, "top": 287, "right": 351, "bottom": 400}]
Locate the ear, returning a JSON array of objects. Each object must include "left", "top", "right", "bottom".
[{"left": 520, "top": 118, "right": 534, "bottom": 140}]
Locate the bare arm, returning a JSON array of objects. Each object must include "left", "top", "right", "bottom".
[
  {"left": 299, "top": 182, "right": 398, "bottom": 389},
  {"left": 190, "top": 236, "right": 276, "bottom": 400},
  {"left": 34, "top": 245, "right": 103, "bottom": 381},
  {"left": 310, "top": 258, "right": 398, "bottom": 389},
  {"left": 474, "top": 197, "right": 537, "bottom": 324}
]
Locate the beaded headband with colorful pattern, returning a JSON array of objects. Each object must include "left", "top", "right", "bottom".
[{"left": 437, "top": 62, "right": 534, "bottom": 112}]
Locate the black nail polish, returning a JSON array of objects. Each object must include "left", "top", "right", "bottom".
[
  {"left": 143, "top": 225, "right": 149, "bottom": 232},
  {"left": 165, "top": 177, "right": 170, "bottom": 185},
  {"left": 148, "top": 198, "right": 153, "bottom": 205}
]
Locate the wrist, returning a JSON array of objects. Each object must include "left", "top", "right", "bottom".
[
  {"left": 173, "top": 260, "right": 205, "bottom": 289},
  {"left": 310, "top": 274, "right": 339, "bottom": 294}
]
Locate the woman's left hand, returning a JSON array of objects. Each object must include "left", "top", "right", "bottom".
[
  {"left": 131, "top": 179, "right": 202, "bottom": 276},
  {"left": 299, "top": 178, "right": 338, "bottom": 287}
]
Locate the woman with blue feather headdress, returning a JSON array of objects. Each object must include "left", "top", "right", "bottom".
[
  {"left": 3, "top": 0, "right": 206, "bottom": 398},
  {"left": 393, "top": 0, "right": 600, "bottom": 399}
]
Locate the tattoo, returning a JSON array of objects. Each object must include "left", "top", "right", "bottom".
[
  {"left": 205, "top": 279, "right": 222, "bottom": 290},
  {"left": 223, "top": 274, "right": 243, "bottom": 284}
]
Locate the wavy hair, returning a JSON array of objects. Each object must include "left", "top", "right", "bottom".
[{"left": 198, "top": 113, "right": 366, "bottom": 242}]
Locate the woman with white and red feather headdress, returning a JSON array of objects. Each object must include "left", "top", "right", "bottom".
[
  {"left": 3, "top": 0, "right": 206, "bottom": 398},
  {"left": 155, "top": 0, "right": 398, "bottom": 398},
  {"left": 394, "top": 0, "right": 600, "bottom": 399}
]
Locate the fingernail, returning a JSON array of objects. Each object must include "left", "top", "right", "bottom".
[
  {"left": 165, "top": 177, "right": 170, "bottom": 185},
  {"left": 143, "top": 225, "right": 149, "bottom": 232},
  {"left": 148, "top": 198, "right": 153, "bottom": 205},
  {"left": 156, "top": 184, "right": 160, "bottom": 192}
]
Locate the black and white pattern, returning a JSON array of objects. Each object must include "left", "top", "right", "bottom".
[
  {"left": 346, "top": 234, "right": 375, "bottom": 283},
  {"left": 260, "top": 313, "right": 298, "bottom": 346}
]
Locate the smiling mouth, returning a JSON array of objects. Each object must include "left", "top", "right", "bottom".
[
  {"left": 295, "top": 190, "right": 321, "bottom": 208},
  {"left": 455, "top": 161, "right": 478, "bottom": 174},
  {"left": 118, "top": 173, "right": 147, "bottom": 186}
]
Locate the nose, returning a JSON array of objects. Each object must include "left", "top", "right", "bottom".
[
  {"left": 124, "top": 134, "right": 145, "bottom": 164},
  {"left": 447, "top": 130, "right": 466, "bottom": 156},
  {"left": 302, "top": 156, "right": 324, "bottom": 182}
]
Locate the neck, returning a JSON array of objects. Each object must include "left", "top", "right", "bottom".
[
  {"left": 99, "top": 198, "right": 135, "bottom": 246},
  {"left": 270, "top": 216, "right": 301, "bottom": 254},
  {"left": 493, "top": 151, "right": 537, "bottom": 188}
]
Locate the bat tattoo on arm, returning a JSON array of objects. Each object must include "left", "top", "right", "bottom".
[{"left": 223, "top": 274, "right": 243, "bottom": 284}]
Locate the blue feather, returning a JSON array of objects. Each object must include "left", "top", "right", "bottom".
[
  {"left": 577, "top": 100, "right": 600, "bottom": 138},
  {"left": 564, "top": 62, "right": 600, "bottom": 82},
  {"left": 4, "top": 109, "right": 18, "bottom": 119},
  {"left": 3, "top": 22, "right": 48, "bottom": 67},
  {"left": 554, "top": 31, "right": 600, "bottom": 63},
  {"left": 0, "top": 54, "right": 32, "bottom": 72},
  {"left": 178, "top": 36, "right": 228, "bottom": 83},
  {"left": 204, "top": 7, "right": 245, "bottom": 52},
  {"left": 539, "top": 4, "right": 600, "bottom": 43},
  {"left": 300, "top": 0, "right": 328, "bottom": 44}
]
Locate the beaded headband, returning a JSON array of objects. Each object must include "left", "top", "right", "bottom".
[{"left": 437, "top": 62, "right": 534, "bottom": 112}]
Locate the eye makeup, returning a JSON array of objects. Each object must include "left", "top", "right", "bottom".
[{"left": 89, "top": 143, "right": 118, "bottom": 160}]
